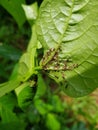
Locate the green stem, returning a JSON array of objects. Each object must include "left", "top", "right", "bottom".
[{"left": 34, "top": 66, "right": 42, "bottom": 71}]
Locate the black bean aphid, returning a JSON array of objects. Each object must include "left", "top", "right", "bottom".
[{"left": 65, "top": 84, "right": 68, "bottom": 89}]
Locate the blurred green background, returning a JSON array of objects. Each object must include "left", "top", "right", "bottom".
[{"left": 0, "top": 0, "right": 98, "bottom": 130}]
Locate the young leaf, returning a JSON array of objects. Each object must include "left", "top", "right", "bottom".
[
  {"left": 37, "top": 0, "right": 98, "bottom": 97},
  {"left": 22, "top": 2, "right": 38, "bottom": 25}
]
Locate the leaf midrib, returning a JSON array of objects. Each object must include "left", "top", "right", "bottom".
[{"left": 42, "top": 0, "right": 75, "bottom": 66}]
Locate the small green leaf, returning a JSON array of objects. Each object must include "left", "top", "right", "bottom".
[
  {"left": 34, "top": 73, "right": 46, "bottom": 99},
  {"left": 34, "top": 99, "right": 53, "bottom": 115},
  {"left": 22, "top": 2, "right": 38, "bottom": 25},
  {"left": 51, "top": 95, "right": 64, "bottom": 112},
  {"left": 15, "top": 82, "right": 35, "bottom": 109},
  {"left": 46, "top": 113, "right": 61, "bottom": 130},
  {"left": 34, "top": 99, "right": 48, "bottom": 115}
]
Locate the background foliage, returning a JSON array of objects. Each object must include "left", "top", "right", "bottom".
[{"left": 0, "top": 0, "right": 98, "bottom": 130}]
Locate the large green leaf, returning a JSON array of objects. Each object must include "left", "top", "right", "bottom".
[{"left": 37, "top": 0, "right": 98, "bottom": 97}]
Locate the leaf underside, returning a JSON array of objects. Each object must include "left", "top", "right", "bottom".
[{"left": 37, "top": 0, "right": 98, "bottom": 97}]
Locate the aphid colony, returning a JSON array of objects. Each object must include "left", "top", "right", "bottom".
[{"left": 40, "top": 47, "right": 78, "bottom": 71}]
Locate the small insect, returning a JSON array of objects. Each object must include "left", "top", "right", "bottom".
[
  {"left": 61, "top": 71, "right": 66, "bottom": 80},
  {"left": 55, "top": 75, "right": 59, "bottom": 79},
  {"left": 65, "top": 84, "right": 68, "bottom": 89},
  {"left": 40, "top": 48, "right": 56, "bottom": 65},
  {"left": 50, "top": 48, "right": 55, "bottom": 52},
  {"left": 54, "top": 66, "right": 59, "bottom": 70},
  {"left": 65, "top": 63, "right": 78, "bottom": 70}
]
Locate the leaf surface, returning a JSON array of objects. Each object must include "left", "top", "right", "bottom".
[{"left": 37, "top": 0, "right": 98, "bottom": 97}]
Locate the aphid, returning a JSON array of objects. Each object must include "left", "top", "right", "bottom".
[
  {"left": 47, "top": 50, "right": 51, "bottom": 55},
  {"left": 54, "top": 66, "right": 59, "bottom": 70},
  {"left": 65, "top": 84, "right": 68, "bottom": 89},
  {"left": 41, "top": 48, "right": 56, "bottom": 65},
  {"left": 62, "top": 64, "right": 67, "bottom": 70},
  {"left": 55, "top": 75, "right": 59, "bottom": 79},
  {"left": 41, "top": 57, "right": 45, "bottom": 64},
  {"left": 73, "top": 63, "right": 78, "bottom": 68},
  {"left": 58, "top": 47, "right": 62, "bottom": 51},
  {"left": 60, "top": 82, "right": 63, "bottom": 86},
  {"left": 65, "top": 63, "right": 78, "bottom": 70},
  {"left": 43, "top": 65, "right": 48, "bottom": 70},
  {"left": 61, "top": 72, "right": 65, "bottom": 79},
  {"left": 50, "top": 48, "right": 55, "bottom": 52},
  {"left": 53, "top": 55, "right": 58, "bottom": 60}
]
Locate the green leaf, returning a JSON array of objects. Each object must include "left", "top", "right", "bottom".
[
  {"left": 34, "top": 99, "right": 53, "bottom": 115},
  {"left": 51, "top": 95, "right": 64, "bottom": 112},
  {"left": 37, "top": 0, "right": 98, "bottom": 97},
  {"left": 34, "top": 73, "right": 46, "bottom": 99},
  {"left": 0, "top": 79, "right": 20, "bottom": 97},
  {"left": 18, "top": 24, "right": 38, "bottom": 81},
  {"left": 22, "top": 2, "right": 38, "bottom": 25},
  {"left": 0, "top": 105, "right": 18, "bottom": 123},
  {"left": 34, "top": 99, "right": 48, "bottom": 115},
  {"left": 18, "top": 52, "right": 35, "bottom": 81},
  {"left": 46, "top": 113, "right": 61, "bottom": 130},
  {"left": 15, "top": 82, "right": 35, "bottom": 109},
  {"left": 0, "top": 93, "right": 17, "bottom": 111},
  {"left": 0, "top": 0, "right": 26, "bottom": 27},
  {"left": 0, "top": 94, "right": 26, "bottom": 130}
]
